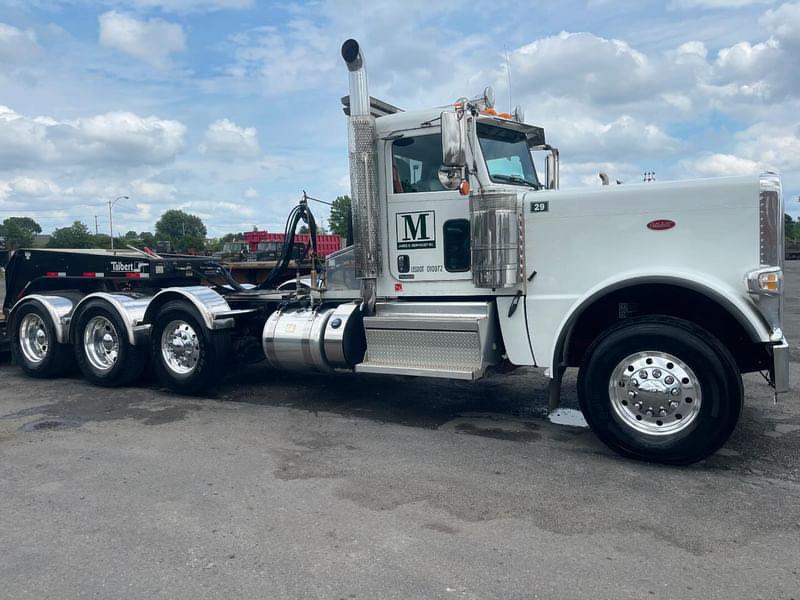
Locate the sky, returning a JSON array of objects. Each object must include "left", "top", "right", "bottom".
[{"left": 0, "top": 0, "right": 798, "bottom": 238}]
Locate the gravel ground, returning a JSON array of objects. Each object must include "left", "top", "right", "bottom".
[{"left": 0, "top": 264, "right": 798, "bottom": 599}]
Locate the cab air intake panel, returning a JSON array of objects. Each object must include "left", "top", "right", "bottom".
[
  {"left": 341, "top": 38, "right": 380, "bottom": 314},
  {"left": 470, "top": 191, "right": 524, "bottom": 288}
]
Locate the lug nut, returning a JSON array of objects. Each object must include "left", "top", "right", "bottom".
[
  {"left": 631, "top": 378, "right": 639, "bottom": 387},
  {"left": 639, "top": 370, "right": 648, "bottom": 379},
  {"left": 628, "top": 390, "right": 638, "bottom": 398},
  {"left": 670, "top": 401, "right": 679, "bottom": 409},
  {"left": 634, "top": 402, "right": 642, "bottom": 410},
  {"left": 645, "top": 409, "right": 654, "bottom": 416},
  {"left": 664, "top": 376, "right": 674, "bottom": 385},
  {"left": 652, "top": 369, "right": 662, "bottom": 378},
  {"left": 658, "top": 407, "right": 667, "bottom": 416},
  {"left": 670, "top": 388, "right": 680, "bottom": 396}
]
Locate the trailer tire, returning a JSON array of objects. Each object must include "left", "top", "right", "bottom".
[
  {"left": 73, "top": 302, "right": 147, "bottom": 387},
  {"left": 577, "top": 316, "right": 742, "bottom": 465},
  {"left": 150, "top": 300, "right": 230, "bottom": 395},
  {"left": 10, "top": 303, "right": 73, "bottom": 378}
]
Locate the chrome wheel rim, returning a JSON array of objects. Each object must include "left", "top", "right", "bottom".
[
  {"left": 609, "top": 351, "right": 702, "bottom": 436},
  {"left": 19, "top": 314, "right": 49, "bottom": 364},
  {"left": 161, "top": 320, "right": 200, "bottom": 375},
  {"left": 83, "top": 316, "right": 120, "bottom": 372}
]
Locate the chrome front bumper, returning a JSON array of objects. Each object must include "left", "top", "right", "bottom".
[{"left": 772, "top": 339, "right": 790, "bottom": 394}]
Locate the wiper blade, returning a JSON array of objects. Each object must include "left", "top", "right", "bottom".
[{"left": 492, "top": 174, "right": 539, "bottom": 188}]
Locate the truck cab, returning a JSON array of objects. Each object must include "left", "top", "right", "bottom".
[{"left": 370, "top": 108, "right": 547, "bottom": 298}]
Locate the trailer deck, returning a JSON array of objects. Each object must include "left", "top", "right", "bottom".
[{"left": 224, "top": 259, "right": 312, "bottom": 285}]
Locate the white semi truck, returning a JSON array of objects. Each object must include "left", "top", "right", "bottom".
[{"left": 0, "top": 39, "right": 789, "bottom": 464}]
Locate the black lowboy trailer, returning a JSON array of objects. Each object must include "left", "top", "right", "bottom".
[
  {"left": 0, "top": 248, "right": 290, "bottom": 382},
  {"left": 0, "top": 197, "right": 363, "bottom": 395}
]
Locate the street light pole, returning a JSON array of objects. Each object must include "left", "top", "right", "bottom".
[{"left": 108, "top": 195, "right": 129, "bottom": 250}]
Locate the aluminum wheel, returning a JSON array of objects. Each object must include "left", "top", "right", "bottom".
[
  {"left": 19, "top": 313, "right": 49, "bottom": 364},
  {"left": 83, "top": 316, "right": 120, "bottom": 372},
  {"left": 161, "top": 320, "right": 201, "bottom": 375},
  {"left": 608, "top": 351, "right": 703, "bottom": 436}
]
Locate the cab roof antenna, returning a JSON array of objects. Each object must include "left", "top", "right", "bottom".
[{"left": 504, "top": 44, "right": 512, "bottom": 113}]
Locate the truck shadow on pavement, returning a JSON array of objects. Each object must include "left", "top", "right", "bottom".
[
  {"left": 218, "top": 364, "right": 800, "bottom": 478},
  {"left": 221, "top": 363, "right": 580, "bottom": 433}
]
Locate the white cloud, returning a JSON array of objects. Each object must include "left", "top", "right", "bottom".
[
  {"left": 199, "top": 118, "right": 260, "bottom": 158},
  {"left": 0, "top": 176, "right": 60, "bottom": 201},
  {"left": 760, "top": 2, "right": 800, "bottom": 46},
  {"left": 0, "top": 105, "right": 186, "bottom": 168},
  {"left": 9, "top": 176, "right": 60, "bottom": 196},
  {"left": 735, "top": 122, "right": 800, "bottom": 170},
  {"left": 131, "top": 179, "right": 177, "bottom": 200},
  {"left": 706, "top": 3, "right": 800, "bottom": 100},
  {"left": 223, "top": 20, "right": 338, "bottom": 95},
  {"left": 0, "top": 23, "right": 41, "bottom": 65},
  {"left": 545, "top": 115, "right": 679, "bottom": 162},
  {"left": 509, "top": 32, "right": 656, "bottom": 106},
  {"left": 243, "top": 187, "right": 258, "bottom": 199},
  {"left": 98, "top": 11, "right": 185, "bottom": 69},
  {"left": 684, "top": 153, "right": 762, "bottom": 176}
]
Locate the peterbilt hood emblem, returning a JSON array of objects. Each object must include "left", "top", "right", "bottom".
[{"left": 647, "top": 219, "right": 676, "bottom": 231}]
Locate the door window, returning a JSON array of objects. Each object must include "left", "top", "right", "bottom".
[
  {"left": 392, "top": 134, "right": 445, "bottom": 194},
  {"left": 443, "top": 219, "right": 470, "bottom": 272}
]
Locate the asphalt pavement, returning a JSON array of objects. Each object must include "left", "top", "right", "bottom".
[{"left": 0, "top": 264, "right": 798, "bottom": 599}]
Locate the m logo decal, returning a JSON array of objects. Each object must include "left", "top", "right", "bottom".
[{"left": 396, "top": 211, "right": 436, "bottom": 249}]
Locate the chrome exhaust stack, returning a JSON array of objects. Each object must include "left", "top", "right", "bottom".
[{"left": 341, "top": 39, "right": 380, "bottom": 315}]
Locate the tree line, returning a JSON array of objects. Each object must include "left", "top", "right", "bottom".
[
  {"left": 786, "top": 214, "right": 800, "bottom": 242},
  {"left": 0, "top": 196, "right": 353, "bottom": 253}
]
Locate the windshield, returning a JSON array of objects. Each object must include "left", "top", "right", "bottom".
[{"left": 477, "top": 123, "right": 540, "bottom": 189}]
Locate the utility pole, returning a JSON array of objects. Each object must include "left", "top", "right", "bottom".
[
  {"left": 108, "top": 195, "right": 129, "bottom": 250},
  {"left": 94, "top": 216, "right": 99, "bottom": 236}
]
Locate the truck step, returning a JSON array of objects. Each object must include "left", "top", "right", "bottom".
[{"left": 354, "top": 301, "right": 500, "bottom": 380}]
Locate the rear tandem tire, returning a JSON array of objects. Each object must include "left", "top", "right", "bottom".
[
  {"left": 73, "top": 302, "right": 147, "bottom": 387},
  {"left": 10, "top": 303, "right": 73, "bottom": 378},
  {"left": 150, "top": 300, "right": 230, "bottom": 395},
  {"left": 577, "top": 316, "right": 743, "bottom": 465}
]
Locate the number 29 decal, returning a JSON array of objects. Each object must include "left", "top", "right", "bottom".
[{"left": 530, "top": 201, "right": 549, "bottom": 213}]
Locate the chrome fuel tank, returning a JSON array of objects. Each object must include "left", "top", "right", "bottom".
[{"left": 262, "top": 303, "right": 365, "bottom": 373}]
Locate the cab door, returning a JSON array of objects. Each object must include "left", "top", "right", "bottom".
[{"left": 385, "top": 130, "right": 471, "bottom": 285}]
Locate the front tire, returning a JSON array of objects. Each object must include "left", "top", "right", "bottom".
[
  {"left": 578, "top": 316, "right": 742, "bottom": 465},
  {"left": 73, "top": 302, "right": 147, "bottom": 386},
  {"left": 10, "top": 303, "right": 73, "bottom": 378},
  {"left": 150, "top": 301, "right": 230, "bottom": 395}
]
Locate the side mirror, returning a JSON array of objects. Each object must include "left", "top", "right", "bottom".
[
  {"left": 441, "top": 111, "right": 466, "bottom": 167},
  {"left": 438, "top": 166, "right": 463, "bottom": 190}
]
